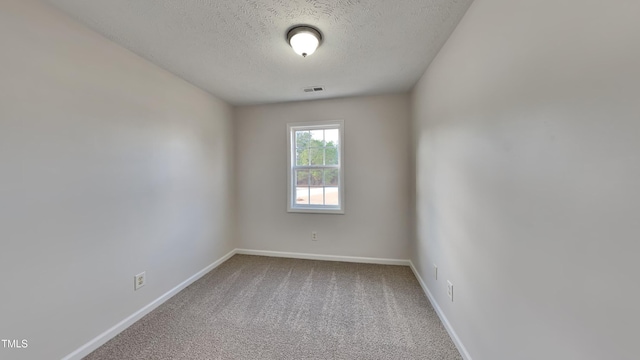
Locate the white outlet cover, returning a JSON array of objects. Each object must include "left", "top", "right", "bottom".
[
  {"left": 135, "top": 272, "right": 146, "bottom": 290},
  {"left": 447, "top": 280, "right": 453, "bottom": 301}
]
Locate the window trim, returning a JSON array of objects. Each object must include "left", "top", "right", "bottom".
[{"left": 287, "top": 120, "right": 345, "bottom": 214}]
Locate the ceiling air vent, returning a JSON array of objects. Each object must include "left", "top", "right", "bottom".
[{"left": 303, "top": 86, "right": 325, "bottom": 93}]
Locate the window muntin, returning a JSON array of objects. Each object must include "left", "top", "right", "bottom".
[{"left": 287, "top": 121, "right": 344, "bottom": 214}]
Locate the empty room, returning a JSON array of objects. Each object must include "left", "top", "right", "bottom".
[{"left": 1, "top": 0, "right": 638, "bottom": 359}]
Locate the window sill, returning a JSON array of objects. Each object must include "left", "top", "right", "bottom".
[{"left": 287, "top": 207, "right": 344, "bottom": 215}]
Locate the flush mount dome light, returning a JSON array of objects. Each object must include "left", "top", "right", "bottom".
[{"left": 287, "top": 25, "right": 322, "bottom": 57}]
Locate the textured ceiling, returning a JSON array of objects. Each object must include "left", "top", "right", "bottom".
[{"left": 44, "top": 0, "right": 473, "bottom": 105}]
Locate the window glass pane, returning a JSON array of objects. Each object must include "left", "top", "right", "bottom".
[
  {"left": 295, "top": 131, "right": 311, "bottom": 148},
  {"left": 296, "top": 170, "right": 309, "bottom": 186},
  {"left": 310, "top": 169, "right": 323, "bottom": 186},
  {"left": 309, "top": 147, "right": 323, "bottom": 165},
  {"left": 325, "top": 144, "right": 338, "bottom": 165},
  {"left": 325, "top": 187, "right": 339, "bottom": 205},
  {"left": 324, "top": 169, "right": 339, "bottom": 186},
  {"left": 309, "top": 187, "right": 324, "bottom": 205},
  {"left": 310, "top": 129, "right": 324, "bottom": 146},
  {"left": 296, "top": 187, "right": 309, "bottom": 204},
  {"left": 325, "top": 129, "right": 339, "bottom": 146},
  {"left": 296, "top": 148, "right": 309, "bottom": 166}
]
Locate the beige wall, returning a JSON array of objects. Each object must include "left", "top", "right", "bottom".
[
  {"left": 411, "top": 0, "right": 640, "bottom": 359},
  {"left": 5, "top": 0, "right": 639, "bottom": 359},
  {"left": 235, "top": 94, "right": 412, "bottom": 260},
  {"left": 0, "top": 1, "right": 234, "bottom": 359}
]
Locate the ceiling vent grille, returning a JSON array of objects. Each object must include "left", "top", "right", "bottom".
[{"left": 303, "top": 86, "right": 325, "bottom": 93}]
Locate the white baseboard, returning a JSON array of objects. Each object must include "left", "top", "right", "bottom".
[
  {"left": 236, "top": 248, "right": 410, "bottom": 266},
  {"left": 408, "top": 261, "right": 472, "bottom": 360},
  {"left": 62, "top": 248, "right": 238, "bottom": 360}
]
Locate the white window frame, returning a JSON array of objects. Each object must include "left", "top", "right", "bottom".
[{"left": 287, "top": 120, "right": 345, "bottom": 214}]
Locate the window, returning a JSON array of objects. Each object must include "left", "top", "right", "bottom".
[{"left": 287, "top": 120, "right": 344, "bottom": 214}]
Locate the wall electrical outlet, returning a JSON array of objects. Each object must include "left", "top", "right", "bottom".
[
  {"left": 434, "top": 264, "right": 438, "bottom": 280},
  {"left": 311, "top": 231, "right": 318, "bottom": 241},
  {"left": 134, "top": 272, "right": 146, "bottom": 291},
  {"left": 447, "top": 280, "right": 453, "bottom": 302}
]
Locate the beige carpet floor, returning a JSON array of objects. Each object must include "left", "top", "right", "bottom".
[{"left": 85, "top": 255, "right": 462, "bottom": 359}]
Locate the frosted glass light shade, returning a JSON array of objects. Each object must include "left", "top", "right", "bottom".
[{"left": 287, "top": 26, "right": 322, "bottom": 57}]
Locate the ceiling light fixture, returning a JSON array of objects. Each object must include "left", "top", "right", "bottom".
[{"left": 287, "top": 25, "right": 322, "bottom": 57}]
